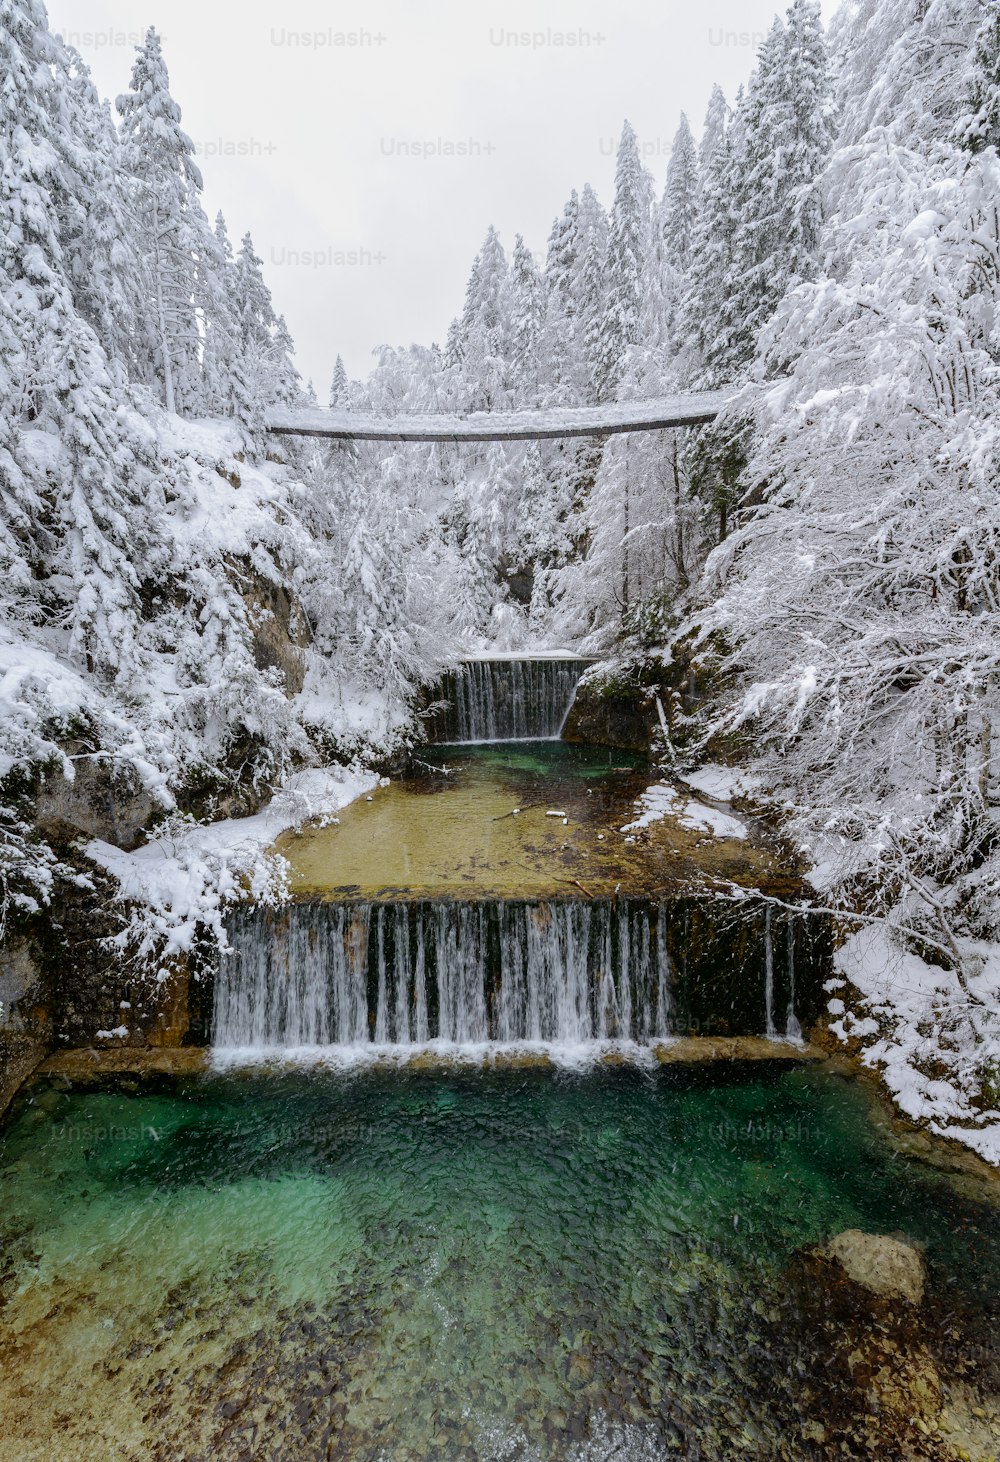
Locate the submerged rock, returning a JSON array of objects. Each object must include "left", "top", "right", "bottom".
[
  {"left": 769, "top": 1230, "right": 949, "bottom": 1457},
  {"left": 818, "top": 1228, "right": 925, "bottom": 1307}
]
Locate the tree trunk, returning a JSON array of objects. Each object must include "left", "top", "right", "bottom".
[{"left": 153, "top": 205, "right": 176, "bottom": 416}]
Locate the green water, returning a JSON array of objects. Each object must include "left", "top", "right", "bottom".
[
  {"left": 418, "top": 739, "right": 648, "bottom": 781},
  {"left": 1, "top": 1065, "right": 998, "bottom": 1460}
]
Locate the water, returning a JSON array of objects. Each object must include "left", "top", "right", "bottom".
[
  {"left": 214, "top": 897, "right": 814, "bottom": 1052},
  {"left": 275, "top": 738, "right": 783, "bottom": 905},
  {"left": 1, "top": 1065, "right": 998, "bottom": 1460},
  {"left": 786, "top": 918, "right": 803, "bottom": 1041},
  {"left": 764, "top": 906, "right": 776, "bottom": 1038},
  {"left": 428, "top": 659, "right": 586, "bottom": 742}
]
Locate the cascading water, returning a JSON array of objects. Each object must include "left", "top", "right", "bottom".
[
  {"left": 428, "top": 658, "right": 585, "bottom": 742},
  {"left": 213, "top": 898, "right": 819, "bottom": 1054},
  {"left": 764, "top": 906, "right": 777, "bottom": 1038},
  {"left": 786, "top": 919, "right": 803, "bottom": 1041},
  {"left": 215, "top": 900, "right": 670, "bottom": 1050}
]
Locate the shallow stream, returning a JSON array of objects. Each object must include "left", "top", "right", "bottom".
[
  {"left": 276, "top": 740, "right": 785, "bottom": 903},
  {"left": 1, "top": 1064, "right": 998, "bottom": 1460}
]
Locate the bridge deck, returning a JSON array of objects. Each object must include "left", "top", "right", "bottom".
[{"left": 266, "top": 390, "right": 733, "bottom": 443}]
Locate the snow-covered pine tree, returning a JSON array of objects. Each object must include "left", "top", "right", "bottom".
[
  {"left": 957, "top": 0, "right": 1000, "bottom": 153},
  {"left": 509, "top": 233, "right": 543, "bottom": 404},
  {"left": 659, "top": 112, "right": 700, "bottom": 353},
  {"left": 0, "top": 0, "right": 163, "bottom": 677},
  {"left": 543, "top": 190, "right": 580, "bottom": 312},
  {"left": 329, "top": 354, "right": 349, "bottom": 407},
  {"left": 722, "top": 21, "right": 787, "bottom": 372},
  {"left": 226, "top": 230, "right": 296, "bottom": 433},
  {"left": 272, "top": 314, "right": 301, "bottom": 408},
  {"left": 698, "top": 84, "right": 728, "bottom": 177},
  {"left": 679, "top": 84, "right": 754, "bottom": 542},
  {"left": 661, "top": 113, "right": 699, "bottom": 280},
  {"left": 539, "top": 190, "right": 580, "bottom": 401},
  {"left": 782, "top": 0, "right": 835, "bottom": 279},
  {"left": 681, "top": 109, "right": 738, "bottom": 387},
  {"left": 200, "top": 212, "right": 243, "bottom": 418},
  {"left": 456, "top": 225, "right": 511, "bottom": 411},
  {"left": 721, "top": 2, "right": 833, "bottom": 370},
  {"left": 56, "top": 47, "right": 143, "bottom": 379},
  {"left": 576, "top": 183, "right": 609, "bottom": 401},
  {"left": 593, "top": 122, "right": 649, "bottom": 401},
  {"left": 116, "top": 28, "right": 214, "bottom": 415},
  {"left": 232, "top": 231, "right": 276, "bottom": 357}
]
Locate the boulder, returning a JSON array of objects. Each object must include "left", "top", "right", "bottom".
[
  {"left": 243, "top": 574, "right": 311, "bottom": 696},
  {"left": 36, "top": 752, "right": 160, "bottom": 851},
  {"left": 819, "top": 1228, "right": 925, "bottom": 1306},
  {"left": 561, "top": 680, "right": 656, "bottom": 753}
]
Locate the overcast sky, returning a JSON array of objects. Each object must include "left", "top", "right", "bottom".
[{"left": 47, "top": 0, "right": 835, "bottom": 393}]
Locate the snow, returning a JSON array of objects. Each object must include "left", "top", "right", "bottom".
[
  {"left": 459, "top": 649, "right": 590, "bottom": 662},
  {"left": 88, "top": 765, "right": 378, "bottom": 961},
  {"left": 832, "top": 926, "right": 1000, "bottom": 1165},
  {"left": 903, "top": 208, "right": 946, "bottom": 243},
  {"left": 680, "top": 764, "right": 762, "bottom": 801},
  {"left": 622, "top": 783, "right": 748, "bottom": 840}
]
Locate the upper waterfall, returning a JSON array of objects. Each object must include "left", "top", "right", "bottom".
[{"left": 427, "top": 657, "right": 587, "bottom": 743}]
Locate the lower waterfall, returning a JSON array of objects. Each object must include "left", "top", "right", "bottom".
[{"left": 212, "top": 898, "right": 824, "bottom": 1053}]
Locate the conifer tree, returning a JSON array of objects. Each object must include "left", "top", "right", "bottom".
[
  {"left": 662, "top": 114, "right": 699, "bottom": 278},
  {"left": 723, "top": 3, "right": 833, "bottom": 371},
  {"left": 272, "top": 314, "right": 301, "bottom": 407},
  {"left": 543, "top": 190, "right": 580, "bottom": 310},
  {"left": 699, "top": 84, "right": 728, "bottom": 176},
  {"left": 117, "top": 28, "right": 218, "bottom": 414},
  {"left": 457, "top": 225, "right": 511, "bottom": 411},
  {"left": 660, "top": 113, "right": 700, "bottom": 351},
  {"left": 57, "top": 49, "right": 142, "bottom": 377},
  {"left": 227, "top": 231, "right": 295, "bottom": 428},
  {"left": 958, "top": 1, "right": 1000, "bottom": 152},
  {"left": 576, "top": 183, "right": 609, "bottom": 400},
  {"left": 329, "top": 354, "right": 349, "bottom": 407},
  {"left": 681, "top": 127, "right": 737, "bottom": 386},
  {"left": 200, "top": 212, "right": 241, "bottom": 417},
  {"left": 782, "top": 0, "right": 835, "bottom": 274},
  {"left": 509, "top": 234, "right": 543, "bottom": 403},
  {"left": 1, "top": 0, "right": 163, "bottom": 673},
  {"left": 539, "top": 190, "right": 580, "bottom": 400},
  {"left": 593, "top": 122, "right": 648, "bottom": 401}
]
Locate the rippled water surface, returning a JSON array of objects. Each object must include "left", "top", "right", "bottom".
[{"left": 1, "top": 1064, "right": 998, "bottom": 1460}]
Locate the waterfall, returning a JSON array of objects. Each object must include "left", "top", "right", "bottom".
[
  {"left": 428, "top": 659, "right": 585, "bottom": 743},
  {"left": 764, "top": 907, "right": 777, "bottom": 1038},
  {"left": 786, "top": 919, "right": 803, "bottom": 1041},
  {"left": 213, "top": 900, "right": 824, "bottom": 1055},
  {"left": 214, "top": 900, "right": 672, "bottom": 1051}
]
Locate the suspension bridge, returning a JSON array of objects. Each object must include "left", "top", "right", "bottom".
[{"left": 266, "top": 388, "right": 734, "bottom": 443}]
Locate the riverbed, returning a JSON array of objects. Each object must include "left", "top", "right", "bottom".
[{"left": 1, "top": 1062, "right": 998, "bottom": 1460}]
